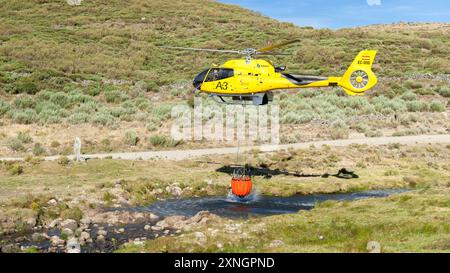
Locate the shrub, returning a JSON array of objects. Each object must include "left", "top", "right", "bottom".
[
  {"left": 7, "top": 138, "right": 25, "bottom": 152},
  {"left": 152, "top": 103, "right": 172, "bottom": 120},
  {"left": 57, "top": 156, "right": 70, "bottom": 166},
  {"left": 0, "top": 100, "right": 10, "bottom": 116},
  {"left": 144, "top": 80, "right": 159, "bottom": 92},
  {"left": 8, "top": 163, "right": 24, "bottom": 175},
  {"left": 10, "top": 109, "right": 37, "bottom": 124},
  {"left": 60, "top": 207, "right": 83, "bottom": 221},
  {"left": 436, "top": 86, "right": 450, "bottom": 98},
  {"left": 51, "top": 140, "right": 60, "bottom": 148},
  {"left": 32, "top": 143, "right": 46, "bottom": 156},
  {"left": 401, "top": 91, "right": 417, "bottom": 101},
  {"left": 329, "top": 121, "right": 349, "bottom": 140},
  {"left": 14, "top": 96, "right": 35, "bottom": 109},
  {"left": 406, "top": 100, "right": 428, "bottom": 112},
  {"left": 17, "top": 132, "right": 32, "bottom": 144},
  {"left": 429, "top": 100, "right": 445, "bottom": 112},
  {"left": 124, "top": 131, "right": 139, "bottom": 146},
  {"left": 404, "top": 80, "right": 423, "bottom": 89},
  {"left": 14, "top": 78, "right": 38, "bottom": 94}
]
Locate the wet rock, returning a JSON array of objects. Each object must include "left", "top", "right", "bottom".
[
  {"left": 48, "top": 218, "right": 62, "bottom": 228},
  {"left": 1, "top": 244, "right": 20, "bottom": 253},
  {"left": 155, "top": 215, "right": 187, "bottom": 230},
  {"left": 80, "top": 231, "right": 90, "bottom": 242},
  {"left": 166, "top": 185, "right": 182, "bottom": 197},
  {"left": 80, "top": 217, "right": 92, "bottom": 226},
  {"left": 154, "top": 211, "right": 218, "bottom": 231},
  {"left": 50, "top": 235, "right": 65, "bottom": 246},
  {"left": 60, "top": 219, "right": 78, "bottom": 231},
  {"left": 269, "top": 240, "right": 284, "bottom": 248},
  {"left": 66, "top": 237, "right": 81, "bottom": 253},
  {"left": 97, "top": 229, "right": 107, "bottom": 237},
  {"left": 96, "top": 235, "right": 106, "bottom": 243},
  {"left": 31, "top": 232, "right": 48, "bottom": 242},
  {"left": 61, "top": 228, "right": 74, "bottom": 237},
  {"left": 90, "top": 211, "right": 158, "bottom": 225}
]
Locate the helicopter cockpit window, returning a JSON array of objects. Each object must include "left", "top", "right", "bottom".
[{"left": 205, "top": 68, "right": 234, "bottom": 82}]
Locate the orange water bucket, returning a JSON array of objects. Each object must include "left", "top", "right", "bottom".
[{"left": 231, "top": 176, "right": 252, "bottom": 198}]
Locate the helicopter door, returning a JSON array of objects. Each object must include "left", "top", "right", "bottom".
[{"left": 205, "top": 68, "right": 235, "bottom": 92}]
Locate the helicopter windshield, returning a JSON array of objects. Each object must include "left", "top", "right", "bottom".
[
  {"left": 205, "top": 68, "right": 234, "bottom": 82},
  {"left": 193, "top": 68, "right": 209, "bottom": 89}
]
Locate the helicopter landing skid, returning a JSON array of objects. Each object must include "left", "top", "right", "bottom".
[{"left": 207, "top": 92, "right": 273, "bottom": 106}]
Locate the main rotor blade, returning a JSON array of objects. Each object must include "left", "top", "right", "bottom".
[
  {"left": 159, "top": 46, "right": 240, "bottom": 54},
  {"left": 256, "top": 39, "right": 300, "bottom": 53},
  {"left": 256, "top": 52, "right": 291, "bottom": 56}
]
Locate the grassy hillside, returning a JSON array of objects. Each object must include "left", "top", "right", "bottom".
[{"left": 0, "top": 0, "right": 449, "bottom": 156}]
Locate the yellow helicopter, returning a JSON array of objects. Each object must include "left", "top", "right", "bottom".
[{"left": 162, "top": 40, "right": 377, "bottom": 105}]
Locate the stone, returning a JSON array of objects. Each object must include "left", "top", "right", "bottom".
[
  {"left": 60, "top": 219, "right": 78, "bottom": 231},
  {"left": 48, "top": 218, "right": 62, "bottom": 228},
  {"left": 26, "top": 217, "right": 36, "bottom": 227},
  {"left": 80, "top": 231, "right": 90, "bottom": 241},
  {"left": 96, "top": 235, "right": 106, "bottom": 243},
  {"left": 66, "top": 237, "right": 81, "bottom": 253},
  {"left": 50, "top": 235, "right": 65, "bottom": 246},
  {"left": 367, "top": 241, "right": 381, "bottom": 253},
  {"left": 80, "top": 217, "right": 91, "bottom": 226},
  {"left": 61, "top": 228, "right": 74, "bottom": 237},
  {"left": 97, "top": 229, "right": 107, "bottom": 236},
  {"left": 269, "top": 240, "right": 284, "bottom": 248},
  {"left": 194, "top": 232, "right": 207, "bottom": 244},
  {"left": 144, "top": 225, "right": 151, "bottom": 231},
  {"left": 31, "top": 232, "right": 48, "bottom": 242},
  {"left": 47, "top": 199, "right": 58, "bottom": 206}
]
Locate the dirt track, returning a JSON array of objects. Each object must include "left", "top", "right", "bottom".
[{"left": 1, "top": 134, "right": 449, "bottom": 162}]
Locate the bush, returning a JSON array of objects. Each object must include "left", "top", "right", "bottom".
[
  {"left": 10, "top": 109, "right": 37, "bottom": 124},
  {"left": 32, "top": 143, "right": 46, "bottom": 156},
  {"left": 8, "top": 163, "right": 24, "bottom": 175},
  {"left": 144, "top": 80, "right": 159, "bottom": 92},
  {"left": 406, "top": 100, "right": 428, "bottom": 112},
  {"left": 57, "top": 156, "right": 70, "bottom": 166},
  {"left": 7, "top": 138, "right": 25, "bottom": 152},
  {"left": 17, "top": 132, "right": 32, "bottom": 144},
  {"left": 436, "top": 86, "right": 450, "bottom": 98},
  {"left": 13, "top": 78, "right": 38, "bottom": 94},
  {"left": 429, "top": 100, "right": 445, "bottom": 112},
  {"left": 0, "top": 100, "right": 10, "bottom": 116},
  {"left": 14, "top": 96, "right": 35, "bottom": 109},
  {"left": 401, "top": 91, "right": 417, "bottom": 101},
  {"left": 124, "top": 131, "right": 139, "bottom": 146},
  {"left": 404, "top": 80, "right": 423, "bottom": 89}
]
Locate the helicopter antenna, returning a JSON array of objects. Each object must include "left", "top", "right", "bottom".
[{"left": 159, "top": 39, "right": 299, "bottom": 64}]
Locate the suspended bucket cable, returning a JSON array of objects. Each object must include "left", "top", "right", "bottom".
[{"left": 230, "top": 104, "right": 253, "bottom": 199}]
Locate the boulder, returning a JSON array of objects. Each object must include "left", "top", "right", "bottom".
[
  {"left": 269, "top": 240, "right": 284, "bottom": 248},
  {"left": 60, "top": 219, "right": 78, "bottom": 231},
  {"left": 194, "top": 232, "right": 207, "bottom": 244},
  {"left": 47, "top": 199, "right": 58, "bottom": 206},
  {"left": 31, "top": 232, "right": 47, "bottom": 242},
  {"left": 66, "top": 237, "right": 81, "bottom": 253},
  {"left": 50, "top": 235, "right": 65, "bottom": 246},
  {"left": 61, "top": 228, "right": 74, "bottom": 237}
]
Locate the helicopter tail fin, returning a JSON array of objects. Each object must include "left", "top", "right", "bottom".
[{"left": 338, "top": 50, "right": 378, "bottom": 95}]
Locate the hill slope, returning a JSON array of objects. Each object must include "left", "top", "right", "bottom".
[{"left": 0, "top": 0, "right": 449, "bottom": 157}]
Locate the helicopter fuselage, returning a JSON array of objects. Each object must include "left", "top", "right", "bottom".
[
  {"left": 195, "top": 59, "right": 340, "bottom": 96},
  {"left": 192, "top": 50, "right": 378, "bottom": 105}
]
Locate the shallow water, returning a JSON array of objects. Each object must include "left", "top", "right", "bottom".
[{"left": 134, "top": 189, "right": 409, "bottom": 218}]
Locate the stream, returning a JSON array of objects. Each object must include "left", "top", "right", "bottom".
[{"left": 0, "top": 188, "right": 409, "bottom": 253}]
